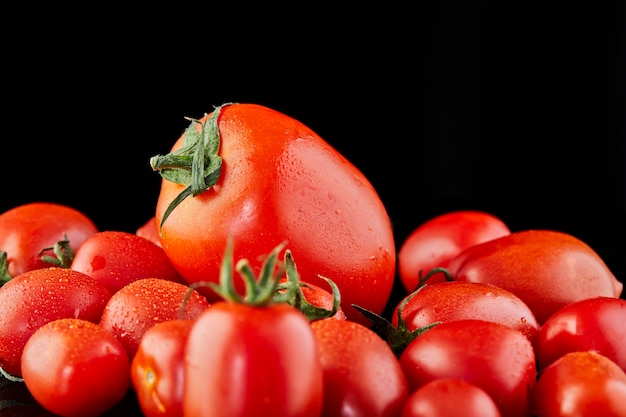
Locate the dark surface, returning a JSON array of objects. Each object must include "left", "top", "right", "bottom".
[{"left": 1, "top": 2, "right": 625, "bottom": 413}]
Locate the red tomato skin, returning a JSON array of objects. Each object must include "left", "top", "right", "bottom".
[
  {"left": 534, "top": 350, "right": 626, "bottom": 417},
  {"left": 0, "top": 267, "right": 112, "bottom": 378},
  {"left": 99, "top": 278, "right": 210, "bottom": 360},
  {"left": 446, "top": 229, "right": 623, "bottom": 324},
  {"left": 136, "top": 216, "right": 162, "bottom": 247},
  {"left": 534, "top": 296, "right": 626, "bottom": 372},
  {"left": 155, "top": 104, "right": 395, "bottom": 325},
  {"left": 400, "top": 378, "right": 502, "bottom": 417},
  {"left": 0, "top": 202, "right": 98, "bottom": 277},
  {"left": 310, "top": 319, "right": 408, "bottom": 417},
  {"left": 21, "top": 318, "right": 130, "bottom": 417},
  {"left": 131, "top": 319, "right": 193, "bottom": 417},
  {"left": 392, "top": 281, "right": 540, "bottom": 341},
  {"left": 399, "top": 319, "right": 536, "bottom": 417},
  {"left": 184, "top": 301, "right": 323, "bottom": 417},
  {"left": 71, "top": 230, "right": 185, "bottom": 294},
  {"left": 398, "top": 210, "right": 510, "bottom": 292}
]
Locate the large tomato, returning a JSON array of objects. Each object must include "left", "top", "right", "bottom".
[
  {"left": 445, "top": 229, "right": 623, "bottom": 324},
  {"left": 397, "top": 210, "right": 510, "bottom": 292},
  {"left": 150, "top": 103, "right": 395, "bottom": 324},
  {"left": 0, "top": 202, "right": 98, "bottom": 278}
]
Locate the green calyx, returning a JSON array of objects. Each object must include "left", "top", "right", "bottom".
[
  {"left": 37, "top": 234, "right": 75, "bottom": 268},
  {"left": 0, "top": 251, "right": 11, "bottom": 287},
  {"left": 149, "top": 103, "right": 233, "bottom": 232},
  {"left": 188, "top": 239, "right": 340, "bottom": 320}
]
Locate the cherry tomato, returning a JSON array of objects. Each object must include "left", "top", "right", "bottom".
[
  {"left": 21, "top": 318, "right": 130, "bottom": 417},
  {"left": 0, "top": 267, "right": 112, "bottom": 379},
  {"left": 310, "top": 318, "right": 408, "bottom": 417},
  {"left": 534, "top": 296, "right": 626, "bottom": 372},
  {"left": 446, "top": 229, "right": 623, "bottom": 324},
  {"left": 400, "top": 378, "right": 502, "bottom": 417},
  {"left": 399, "top": 319, "right": 536, "bottom": 417},
  {"left": 71, "top": 230, "right": 185, "bottom": 294},
  {"left": 534, "top": 350, "right": 626, "bottom": 417},
  {"left": 150, "top": 103, "right": 395, "bottom": 325},
  {"left": 99, "top": 278, "right": 210, "bottom": 359},
  {"left": 131, "top": 319, "right": 193, "bottom": 417},
  {"left": 398, "top": 210, "right": 510, "bottom": 292},
  {"left": 0, "top": 202, "right": 98, "bottom": 278},
  {"left": 392, "top": 281, "right": 540, "bottom": 342},
  {"left": 184, "top": 301, "right": 323, "bottom": 417}
]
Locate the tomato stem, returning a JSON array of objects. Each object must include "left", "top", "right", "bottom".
[
  {"left": 37, "top": 234, "right": 75, "bottom": 268},
  {"left": 0, "top": 251, "right": 12, "bottom": 287}
]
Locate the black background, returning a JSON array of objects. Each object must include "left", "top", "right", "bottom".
[{"left": 2, "top": 2, "right": 625, "bottom": 283}]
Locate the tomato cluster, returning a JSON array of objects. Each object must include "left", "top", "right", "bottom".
[{"left": 0, "top": 103, "right": 625, "bottom": 417}]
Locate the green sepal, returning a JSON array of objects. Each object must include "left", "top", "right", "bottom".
[
  {"left": 37, "top": 234, "right": 74, "bottom": 268},
  {"left": 0, "top": 251, "right": 12, "bottom": 287}
]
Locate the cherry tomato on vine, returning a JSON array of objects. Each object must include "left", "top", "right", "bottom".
[
  {"left": 446, "top": 229, "right": 623, "bottom": 324},
  {"left": 0, "top": 267, "right": 112, "bottom": 379},
  {"left": 398, "top": 210, "right": 510, "bottom": 292},
  {"left": 534, "top": 350, "right": 626, "bottom": 417},
  {"left": 71, "top": 230, "right": 185, "bottom": 294},
  {"left": 0, "top": 202, "right": 98, "bottom": 279},
  {"left": 21, "top": 318, "right": 130, "bottom": 417},
  {"left": 150, "top": 103, "right": 395, "bottom": 325}
]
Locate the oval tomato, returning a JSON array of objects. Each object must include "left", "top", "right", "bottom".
[
  {"left": 0, "top": 267, "right": 112, "bottom": 379},
  {"left": 392, "top": 281, "right": 540, "bottom": 342},
  {"left": 534, "top": 296, "right": 626, "bottom": 372},
  {"left": 446, "top": 229, "right": 623, "bottom": 324},
  {"left": 71, "top": 230, "right": 185, "bottom": 294},
  {"left": 0, "top": 202, "right": 98, "bottom": 278},
  {"left": 184, "top": 301, "right": 323, "bottom": 417},
  {"left": 534, "top": 350, "right": 626, "bottom": 417},
  {"left": 150, "top": 103, "right": 395, "bottom": 325},
  {"left": 131, "top": 319, "right": 193, "bottom": 417},
  {"left": 310, "top": 318, "right": 408, "bottom": 417},
  {"left": 398, "top": 210, "right": 510, "bottom": 292},
  {"left": 99, "top": 278, "right": 210, "bottom": 360},
  {"left": 21, "top": 318, "right": 130, "bottom": 417},
  {"left": 400, "top": 378, "right": 502, "bottom": 417},
  {"left": 399, "top": 319, "right": 536, "bottom": 417}
]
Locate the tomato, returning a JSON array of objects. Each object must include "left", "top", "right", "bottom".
[
  {"left": 21, "top": 318, "right": 130, "bottom": 417},
  {"left": 391, "top": 281, "right": 540, "bottom": 342},
  {"left": 136, "top": 216, "right": 162, "bottom": 247},
  {"left": 0, "top": 202, "right": 98, "bottom": 278},
  {"left": 131, "top": 319, "right": 193, "bottom": 417},
  {"left": 398, "top": 210, "right": 510, "bottom": 292},
  {"left": 534, "top": 296, "right": 626, "bottom": 372},
  {"left": 446, "top": 229, "right": 623, "bottom": 324},
  {"left": 534, "top": 350, "right": 626, "bottom": 417},
  {"left": 0, "top": 267, "right": 112, "bottom": 379},
  {"left": 99, "top": 277, "right": 210, "bottom": 360},
  {"left": 150, "top": 103, "right": 395, "bottom": 325},
  {"left": 400, "top": 378, "right": 502, "bottom": 417},
  {"left": 399, "top": 319, "right": 536, "bottom": 417},
  {"left": 310, "top": 318, "right": 408, "bottom": 417},
  {"left": 71, "top": 230, "right": 185, "bottom": 294}
]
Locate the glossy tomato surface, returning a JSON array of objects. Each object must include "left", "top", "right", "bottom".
[
  {"left": 153, "top": 103, "right": 395, "bottom": 324},
  {"left": 0, "top": 202, "right": 98, "bottom": 277},
  {"left": 397, "top": 210, "right": 510, "bottom": 292},
  {"left": 446, "top": 229, "right": 623, "bottom": 324}
]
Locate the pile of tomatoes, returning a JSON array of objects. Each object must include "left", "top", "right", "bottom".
[{"left": 0, "top": 103, "right": 625, "bottom": 417}]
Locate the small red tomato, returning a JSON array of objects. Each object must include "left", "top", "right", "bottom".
[
  {"left": 310, "top": 319, "right": 409, "bottom": 417},
  {"left": 401, "top": 378, "right": 502, "bottom": 417},
  {"left": 21, "top": 318, "right": 130, "bottom": 417},
  {"left": 446, "top": 229, "right": 623, "bottom": 324},
  {"left": 534, "top": 350, "right": 626, "bottom": 417},
  {"left": 398, "top": 210, "right": 510, "bottom": 292},
  {"left": 534, "top": 296, "right": 626, "bottom": 372},
  {"left": 0, "top": 267, "right": 112, "bottom": 378},
  {"left": 399, "top": 319, "right": 536, "bottom": 417},
  {"left": 131, "top": 319, "right": 193, "bottom": 417},
  {"left": 99, "top": 278, "right": 210, "bottom": 360},
  {"left": 392, "top": 281, "right": 540, "bottom": 341},
  {"left": 0, "top": 202, "right": 98, "bottom": 277},
  {"left": 71, "top": 230, "right": 185, "bottom": 294}
]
